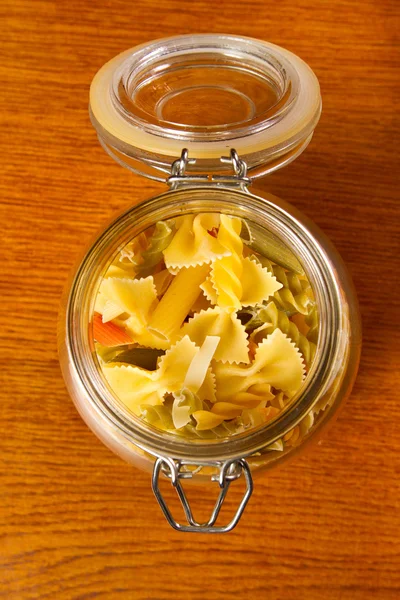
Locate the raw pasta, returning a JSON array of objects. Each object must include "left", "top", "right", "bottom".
[
  {"left": 171, "top": 388, "right": 205, "bottom": 429},
  {"left": 119, "top": 232, "right": 148, "bottom": 267},
  {"left": 306, "top": 304, "right": 319, "bottom": 344},
  {"left": 148, "top": 264, "right": 209, "bottom": 341},
  {"left": 180, "top": 306, "right": 249, "bottom": 364},
  {"left": 153, "top": 269, "right": 174, "bottom": 297},
  {"left": 256, "top": 255, "right": 314, "bottom": 315},
  {"left": 209, "top": 214, "right": 244, "bottom": 311},
  {"left": 137, "top": 221, "right": 175, "bottom": 277},
  {"left": 98, "top": 277, "right": 157, "bottom": 332},
  {"left": 213, "top": 329, "right": 305, "bottom": 402},
  {"left": 93, "top": 212, "right": 319, "bottom": 446},
  {"left": 163, "top": 214, "right": 230, "bottom": 269},
  {"left": 249, "top": 301, "right": 316, "bottom": 367},
  {"left": 204, "top": 253, "right": 283, "bottom": 311}
]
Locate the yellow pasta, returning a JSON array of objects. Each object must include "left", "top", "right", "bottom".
[
  {"left": 102, "top": 364, "right": 160, "bottom": 414},
  {"left": 180, "top": 306, "right": 249, "bottom": 364},
  {"left": 210, "top": 214, "right": 244, "bottom": 311},
  {"left": 156, "top": 336, "right": 215, "bottom": 403},
  {"left": 163, "top": 214, "right": 230, "bottom": 269},
  {"left": 210, "top": 402, "right": 243, "bottom": 419},
  {"left": 102, "top": 300, "right": 125, "bottom": 323},
  {"left": 153, "top": 269, "right": 174, "bottom": 297},
  {"left": 239, "top": 257, "right": 282, "bottom": 306},
  {"left": 270, "top": 391, "right": 289, "bottom": 410},
  {"left": 266, "top": 439, "right": 284, "bottom": 452},
  {"left": 207, "top": 228, "right": 282, "bottom": 311},
  {"left": 298, "top": 410, "right": 315, "bottom": 437},
  {"left": 95, "top": 211, "right": 319, "bottom": 441},
  {"left": 105, "top": 263, "right": 137, "bottom": 279},
  {"left": 242, "top": 406, "right": 280, "bottom": 428},
  {"left": 190, "top": 291, "right": 212, "bottom": 314},
  {"left": 156, "top": 336, "right": 199, "bottom": 393},
  {"left": 199, "top": 277, "right": 218, "bottom": 304},
  {"left": 198, "top": 366, "right": 216, "bottom": 403},
  {"left": 94, "top": 291, "right": 107, "bottom": 315},
  {"left": 229, "top": 383, "right": 275, "bottom": 408},
  {"left": 124, "top": 327, "right": 171, "bottom": 350},
  {"left": 243, "top": 328, "right": 305, "bottom": 394},
  {"left": 148, "top": 264, "right": 209, "bottom": 341},
  {"left": 99, "top": 277, "right": 158, "bottom": 333},
  {"left": 283, "top": 425, "right": 301, "bottom": 446},
  {"left": 213, "top": 329, "right": 305, "bottom": 401},
  {"left": 183, "top": 336, "right": 220, "bottom": 392},
  {"left": 103, "top": 335, "right": 217, "bottom": 416},
  {"left": 192, "top": 410, "right": 226, "bottom": 431}
]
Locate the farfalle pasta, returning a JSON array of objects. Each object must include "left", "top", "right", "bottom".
[
  {"left": 163, "top": 213, "right": 229, "bottom": 269},
  {"left": 92, "top": 212, "right": 320, "bottom": 446},
  {"left": 180, "top": 306, "right": 249, "bottom": 364}
]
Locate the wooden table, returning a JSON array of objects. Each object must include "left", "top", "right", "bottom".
[{"left": 1, "top": 1, "right": 399, "bottom": 598}]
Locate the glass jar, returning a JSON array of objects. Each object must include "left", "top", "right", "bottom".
[{"left": 59, "top": 34, "right": 361, "bottom": 533}]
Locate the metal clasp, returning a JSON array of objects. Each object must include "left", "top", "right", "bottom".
[
  {"left": 167, "top": 148, "right": 251, "bottom": 189},
  {"left": 217, "top": 149, "right": 249, "bottom": 181},
  {"left": 152, "top": 457, "right": 253, "bottom": 533}
]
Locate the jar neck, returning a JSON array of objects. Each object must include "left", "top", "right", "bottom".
[{"left": 66, "top": 187, "right": 348, "bottom": 463}]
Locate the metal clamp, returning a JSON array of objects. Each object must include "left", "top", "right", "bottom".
[
  {"left": 152, "top": 457, "right": 253, "bottom": 533},
  {"left": 217, "top": 149, "right": 249, "bottom": 181},
  {"left": 167, "top": 148, "right": 251, "bottom": 188}
]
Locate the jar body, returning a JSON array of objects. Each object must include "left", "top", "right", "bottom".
[{"left": 59, "top": 185, "right": 361, "bottom": 477}]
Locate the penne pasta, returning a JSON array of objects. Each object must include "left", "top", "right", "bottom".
[{"left": 148, "top": 264, "right": 209, "bottom": 341}]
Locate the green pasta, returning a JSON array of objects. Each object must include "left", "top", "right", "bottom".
[
  {"left": 251, "top": 301, "right": 316, "bottom": 367},
  {"left": 237, "top": 306, "right": 266, "bottom": 331},
  {"left": 95, "top": 343, "right": 164, "bottom": 369},
  {"left": 141, "top": 388, "right": 245, "bottom": 439},
  {"left": 242, "top": 222, "right": 304, "bottom": 274},
  {"left": 140, "top": 405, "right": 174, "bottom": 430},
  {"left": 172, "top": 388, "right": 204, "bottom": 413},
  {"left": 111, "top": 347, "right": 165, "bottom": 370},
  {"left": 306, "top": 304, "right": 319, "bottom": 344},
  {"left": 95, "top": 342, "right": 134, "bottom": 364},
  {"left": 179, "top": 419, "right": 243, "bottom": 440},
  {"left": 136, "top": 221, "right": 175, "bottom": 277},
  {"left": 256, "top": 255, "right": 314, "bottom": 316}
]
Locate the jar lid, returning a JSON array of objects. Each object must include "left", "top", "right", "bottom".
[{"left": 90, "top": 35, "right": 321, "bottom": 181}]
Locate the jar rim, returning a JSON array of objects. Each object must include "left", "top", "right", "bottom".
[
  {"left": 65, "top": 187, "right": 347, "bottom": 463},
  {"left": 89, "top": 34, "right": 321, "bottom": 180}
]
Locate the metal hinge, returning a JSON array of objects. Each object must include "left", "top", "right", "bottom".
[
  {"left": 152, "top": 457, "right": 253, "bottom": 533},
  {"left": 167, "top": 148, "right": 251, "bottom": 189}
]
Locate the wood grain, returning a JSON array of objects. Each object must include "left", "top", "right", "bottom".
[{"left": 1, "top": 1, "right": 399, "bottom": 598}]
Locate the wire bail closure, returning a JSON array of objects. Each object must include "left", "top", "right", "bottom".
[
  {"left": 152, "top": 457, "right": 253, "bottom": 533},
  {"left": 167, "top": 148, "right": 251, "bottom": 188}
]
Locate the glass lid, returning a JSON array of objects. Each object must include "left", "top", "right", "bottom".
[{"left": 90, "top": 34, "right": 321, "bottom": 181}]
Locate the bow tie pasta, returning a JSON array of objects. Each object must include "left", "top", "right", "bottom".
[{"left": 92, "top": 213, "right": 319, "bottom": 448}]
